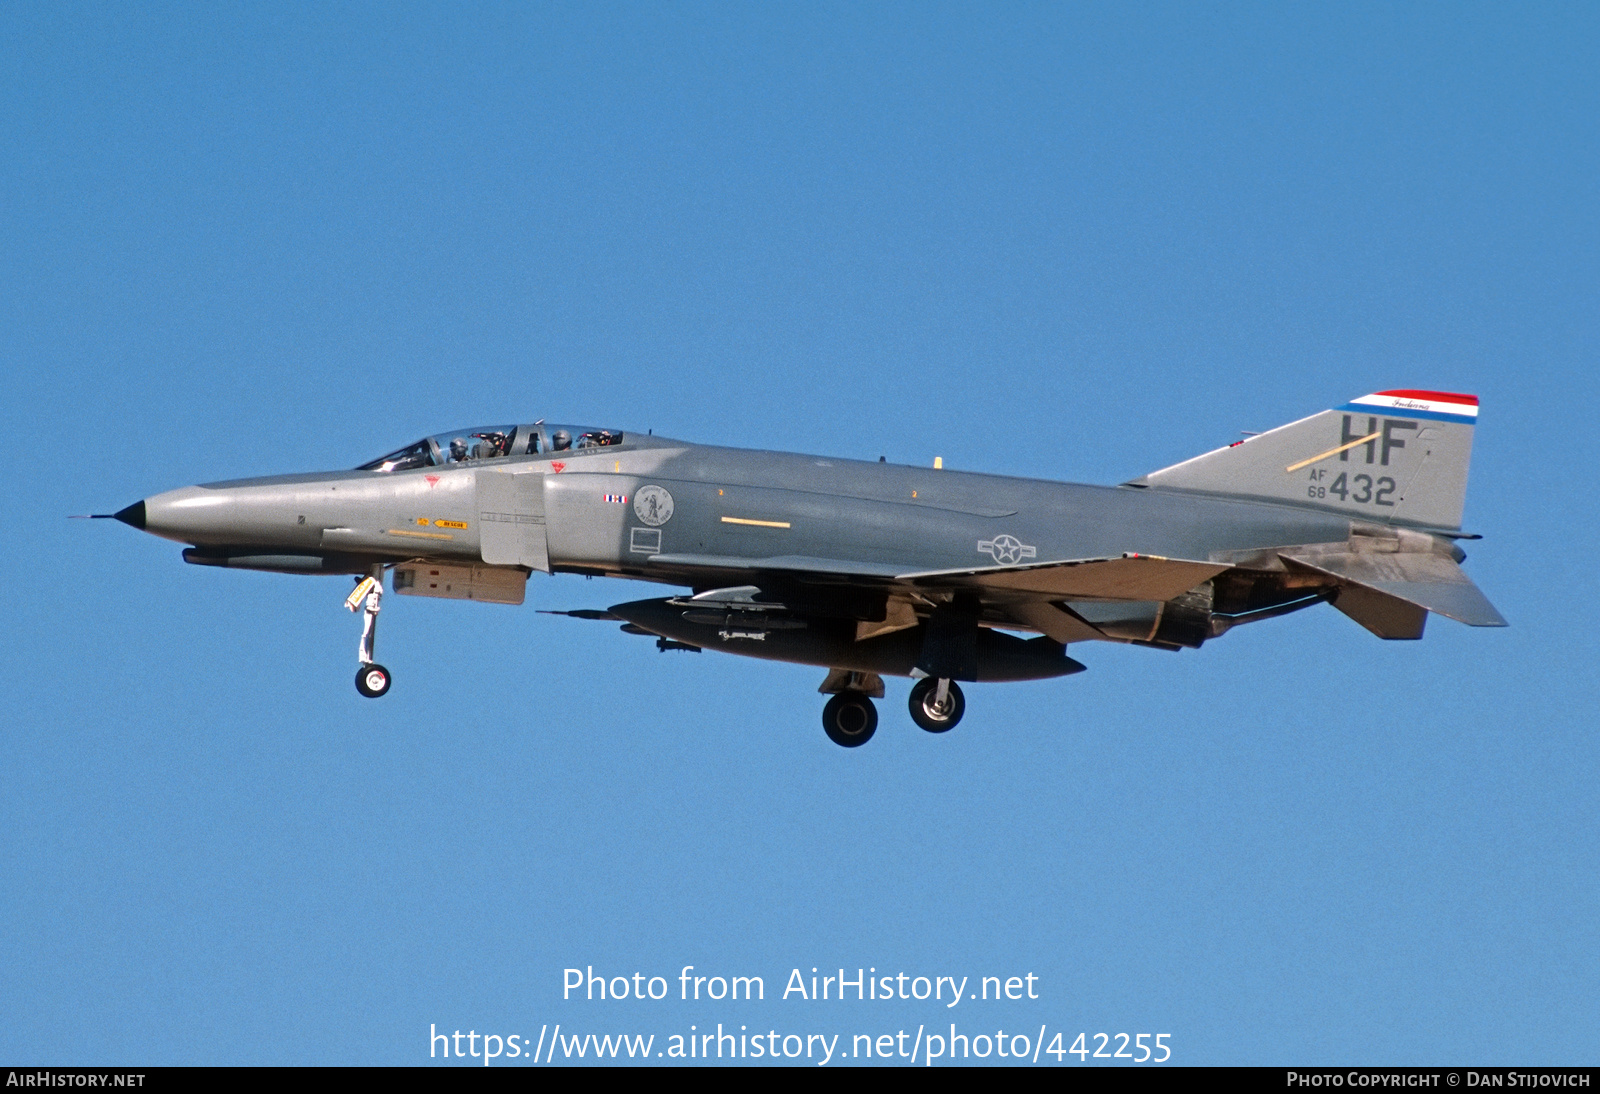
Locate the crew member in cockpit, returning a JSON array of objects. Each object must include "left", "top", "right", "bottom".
[
  {"left": 449, "top": 437, "right": 469, "bottom": 462},
  {"left": 551, "top": 430, "right": 572, "bottom": 451}
]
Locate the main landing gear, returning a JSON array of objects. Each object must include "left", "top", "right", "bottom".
[
  {"left": 909, "top": 677, "right": 965, "bottom": 733},
  {"left": 822, "top": 692, "right": 878, "bottom": 747},
  {"left": 347, "top": 567, "right": 391, "bottom": 698},
  {"left": 817, "top": 673, "right": 966, "bottom": 747}
]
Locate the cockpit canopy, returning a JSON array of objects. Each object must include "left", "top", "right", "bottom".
[{"left": 356, "top": 423, "right": 624, "bottom": 472}]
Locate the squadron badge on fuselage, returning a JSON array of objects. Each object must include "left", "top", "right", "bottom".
[{"left": 634, "top": 486, "right": 674, "bottom": 527}]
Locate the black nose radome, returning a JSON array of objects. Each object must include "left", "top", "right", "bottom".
[{"left": 113, "top": 501, "right": 146, "bottom": 530}]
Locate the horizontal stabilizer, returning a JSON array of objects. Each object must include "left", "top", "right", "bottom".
[
  {"left": 1327, "top": 583, "right": 1430, "bottom": 640},
  {"left": 1282, "top": 550, "right": 1507, "bottom": 628}
]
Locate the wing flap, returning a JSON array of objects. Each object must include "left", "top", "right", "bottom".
[{"left": 998, "top": 600, "right": 1107, "bottom": 643}]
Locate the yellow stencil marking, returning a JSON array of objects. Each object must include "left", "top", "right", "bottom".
[
  {"left": 434, "top": 519, "right": 468, "bottom": 530},
  {"left": 344, "top": 577, "right": 378, "bottom": 611},
  {"left": 721, "top": 516, "right": 791, "bottom": 529},
  {"left": 386, "top": 529, "right": 454, "bottom": 540},
  {"left": 1285, "top": 431, "right": 1382, "bottom": 474},
  {"left": 416, "top": 517, "right": 431, "bottom": 526}
]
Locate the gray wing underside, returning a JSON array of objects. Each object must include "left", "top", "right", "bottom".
[
  {"left": 647, "top": 551, "right": 1226, "bottom": 600},
  {"left": 893, "top": 554, "right": 1230, "bottom": 600},
  {"left": 644, "top": 547, "right": 1505, "bottom": 644},
  {"left": 646, "top": 552, "right": 1229, "bottom": 643}
]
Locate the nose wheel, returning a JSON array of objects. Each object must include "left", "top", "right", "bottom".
[
  {"left": 346, "top": 567, "right": 392, "bottom": 698},
  {"left": 822, "top": 692, "right": 878, "bottom": 747},
  {"left": 909, "top": 678, "right": 964, "bottom": 732},
  {"left": 356, "top": 663, "right": 392, "bottom": 697}
]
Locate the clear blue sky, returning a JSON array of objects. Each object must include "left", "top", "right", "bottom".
[{"left": 3, "top": 1, "right": 1595, "bottom": 1066}]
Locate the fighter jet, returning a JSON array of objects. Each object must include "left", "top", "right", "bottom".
[{"left": 98, "top": 390, "right": 1504, "bottom": 747}]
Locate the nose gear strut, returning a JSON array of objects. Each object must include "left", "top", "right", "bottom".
[{"left": 346, "top": 566, "right": 391, "bottom": 697}]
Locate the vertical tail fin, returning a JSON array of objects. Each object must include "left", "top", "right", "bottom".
[{"left": 1129, "top": 390, "right": 1479, "bottom": 530}]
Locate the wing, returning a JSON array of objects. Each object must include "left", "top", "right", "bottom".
[
  {"left": 895, "top": 554, "right": 1230, "bottom": 601},
  {"left": 638, "top": 544, "right": 1505, "bottom": 645},
  {"left": 643, "top": 551, "right": 1228, "bottom": 644},
  {"left": 647, "top": 550, "right": 1224, "bottom": 597},
  {"left": 645, "top": 551, "right": 1223, "bottom": 598}
]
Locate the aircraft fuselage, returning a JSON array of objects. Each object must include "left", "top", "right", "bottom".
[{"left": 132, "top": 434, "right": 1356, "bottom": 580}]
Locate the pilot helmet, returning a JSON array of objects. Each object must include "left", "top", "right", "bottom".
[
  {"left": 552, "top": 430, "right": 571, "bottom": 451},
  {"left": 449, "top": 437, "right": 468, "bottom": 459}
]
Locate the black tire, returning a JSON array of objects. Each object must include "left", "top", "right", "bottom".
[
  {"left": 822, "top": 693, "right": 878, "bottom": 747},
  {"left": 355, "top": 663, "right": 392, "bottom": 698},
  {"left": 909, "top": 678, "right": 964, "bottom": 733}
]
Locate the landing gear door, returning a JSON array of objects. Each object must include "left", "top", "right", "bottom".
[{"left": 477, "top": 470, "right": 550, "bottom": 573}]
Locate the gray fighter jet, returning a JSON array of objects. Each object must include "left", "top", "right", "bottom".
[{"left": 99, "top": 390, "right": 1504, "bottom": 746}]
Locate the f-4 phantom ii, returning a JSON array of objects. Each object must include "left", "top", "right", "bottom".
[{"left": 101, "top": 390, "right": 1504, "bottom": 747}]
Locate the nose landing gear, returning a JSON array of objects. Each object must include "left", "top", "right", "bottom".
[
  {"left": 356, "top": 663, "right": 391, "bottom": 698},
  {"left": 346, "top": 567, "right": 391, "bottom": 698}
]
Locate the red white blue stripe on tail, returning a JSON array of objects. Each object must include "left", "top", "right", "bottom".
[{"left": 1340, "top": 390, "right": 1478, "bottom": 425}]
